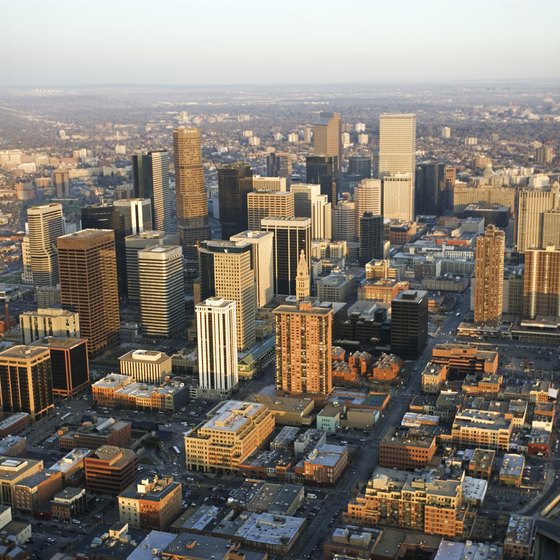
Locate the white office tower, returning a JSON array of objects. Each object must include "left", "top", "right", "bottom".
[
  {"left": 355, "top": 179, "right": 382, "bottom": 236},
  {"left": 383, "top": 174, "right": 414, "bottom": 222},
  {"left": 21, "top": 236, "right": 33, "bottom": 284},
  {"left": 27, "top": 203, "right": 65, "bottom": 287},
  {"left": 114, "top": 198, "right": 152, "bottom": 235},
  {"left": 379, "top": 114, "right": 417, "bottom": 184},
  {"left": 149, "top": 150, "right": 172, "bottom": 232},
  {"left": 138, "top": 245, "right": 185, "bottom": 338},
  {"left": 252, "top": 176, "right": 287, "bottom": 192},
  {"left": 196, "top": 297, "right": 239, "bottom": 398},
  {"left": 230, "top": 231, "right": 274, "bottom": 307},
  {"left": 291, "top": 183, "right": 332, "bottom": 240}
]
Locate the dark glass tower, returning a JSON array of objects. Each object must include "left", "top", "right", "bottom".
[
  {"left": 359, "top": 213, "right": 384, "bottom": 265},
  {"left": 390, "top": 290, "right": 428, "bottom": 359},
  {"left": 218, "top": 163, "right": 253, "bottom": 239},
  {"left": 306, "top": 156, "right": 338, "bottom": 204},
  {"left": 415, "top": 162, "right": 445, "bottom": 215},
  {"left": 348, "top": 156, "right": 372, "bottom": 179}
]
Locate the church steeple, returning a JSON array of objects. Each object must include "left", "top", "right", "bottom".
[{"left": 296, "top": 249, "right": 310, "bottom": 301}]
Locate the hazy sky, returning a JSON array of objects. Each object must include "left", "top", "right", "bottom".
[{"left": 2, "top": 0, "right": 559, "bottom": 86}]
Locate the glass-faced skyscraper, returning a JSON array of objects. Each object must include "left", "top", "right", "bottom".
[
  {"left": 173, "top": 127, "right": 210, "bottom": 261},
  {"left": 218, "top": 163, "right": 253, "bottom": 240}
]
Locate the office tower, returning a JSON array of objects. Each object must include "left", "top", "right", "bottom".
[
  {"left": 314, "top": 111, "right": 341, "bottom": 174},
  {"left": 266, "top": 152, "right": 292, "bottom": 187},
  {"left": 52, "top": 170, "right": 70, "bottom": 198},
  {"left": 173, "top": 127, "right": 210, "bottom": 261},
  {"left": 196, "top": 297, "right": 239, "bottom": 398},
  {"left": 274, "top": 301, "right": 333, "bottom": 396},
  {"left": 84, "top": 446, "right": 138, "bottom": 495},
  {"left": 30, "top": 337, "right": 89, "bottom": 397},
  {"left": 391, "top": 290, "right": 428, "bottom": 359},
  {"left": 131, "top": 150, "right": 171, "bottom": 232},
  {"left": 113, "top": 199, "right": 152, "bottom": 236},
  {"left": 333, "top": 200, "right": 357, "bottom": 242},
  {"left": 20, "top": 308, "right": 80, "bottom": 345},
  {"left": 355, "top": 179, "right": 382, "bottom": 236},
  {"left": 382, "top": 174, "right": 414, "bottom": 222},
  {"left": 119, "top": 349, "right": 172, "bottom": 385},
  {"left": 516, "top": 187, "right": 560, "bottom": 252},
  {"left": 125, "top": 231, "right": 176, "bottom": 304},
  {"left": 81, "top": 203, "right": 128, "bottom": 301},
  {"left": 291, "top": 183, "right": 332, "bottom": 240},
  {"left": 0, "top": 345, "right": 54, "bottom": 421},
  {"left": 247, "top": 191, "right": 294, "bottom": 230},
  {"left": 57, "top": 230, "right": 120, "bottom": 355},
  {"left": 295, "top": 250, "right": 310, "bottom": 301},
  {"left": 379, "top": 114, "right": 417, "bottom": 184},
  {"left": 474, "top": 225, "right": 505, "bottom": 325},
  {"left": 230, "top": 231, "right": 274, "bottom": 307},
  {"left": 542, "top": 210, "right": 560, "bottom": 248},
  {"left": 27, "top": 203, "right": 64, "bottom": 287},
  {"left": 535, "top": 146, "right": 554, "bottom": 165},
  {"left": 218, "top": 163, "right": 253, "bottom": 239},
  {"left": 306, "top": 155, "right": 338, "bottom": 204},
  {"left": 252, "top": 176, "right": 286, "bottom": 192},
  {"left": 443, "top": 167, "right": 456, "bottom": 212},
  {"left": 20, "top": 236, "right": 32, "bottom": 284},
  {"left": 261, "top": 217, "right": 311, "bottom": 296},
  {"left": 348, "top": 156, "right": 372, "bottom": 180},
  {"left": 523, "top": 245, "right": 560, "bottom": 319},
  {"left": 138, "top": 245, "right": 185, "bottom": 338},
  {"left": 360, "top": 213, "right": 384, "bottom": 265},
  {"left": 197, "top": 240, "right": 256, "bottom": 350},
  {"left": 415, "top": 162, "right": 445, "bottom": 215}
]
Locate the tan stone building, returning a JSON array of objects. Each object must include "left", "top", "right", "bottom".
[{"left": 247, "top": 191, "right": 294, "bottom": 230}]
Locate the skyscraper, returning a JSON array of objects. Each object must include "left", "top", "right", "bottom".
[
  {"left": 333, "top": 200, "right": 357, "bottom": 241},
  {"left": 355, "top": 179, "right": 382, "bottom": 236},
  {"left": 382, "top": 174, "right": 414, "bottom": 222},
  {"left": 474, "top": 225, "right": 505, "bottom": 325},
  {"left": 415, "top": 162, "right": 445, "bottom": 215},
  {"left": 296, "top": 250, "right": 310, "bottom": 301},
  {"left": 52, "top": 170, "right": 70, "bottom": 198},
  {"left": 523, "top": 245, "right": 560, "bottom": 319},
  {"left": 113, "top": 199, "right": 153, "bottom": 236},
  {"left": 27, "top": 203, "right": 65, "bottom": 287},
  {"left": 379, "top": 114, "right": 417, "bottom": 183},
  {"left": 57, "top": 230, "right": 120, "bottom": 355},
  {"left": 314, "top": 111, "right": 341, "bottom": 176},
  {"left": 0, "top": 345, "right": 54, "bottom": 420},
  {"left": 360, "top": 213, "right": 385, "bottom": 265},
  {"left": 173, "top": 127, "right": 210, "bottom": 261},
  {"left": 138, "top": 245, "right": 185, "bottom": 338},
  {"left": 391, "top": 290, "right": 428, "bottom": 359},
  {"left": 131, "top": 150, "right": 172, "bottom": 232},
  {"left": 230, "top": 231, "right": 274, "bottom": 307},
  {"left": 197, "top": 240, "right": 256, "bottom": 350},
  {"left": 348, "top": 156, "right": 372, "bottom": 180},
  {"left": 196, "top": 297, "right": 239, "bottom": 398},
  {"left": 306, "top": 155, "right": 338, "bottom": 205},
  {"left": 291, "top": 183, "right": 332, "bottom": 240},
  {"left": 247, "top": 191, "right": 294, "bottom": 230},
  {"left": 274, "top": 301, "right": 333, "bottom": 396},
  {"left": 218, "top": 163, "right": 253, "bottom": 239},
  {"left": 266, "top": 152, "right": 293, "bottom": 187},
  {"left": 261, "top": 217, "right": 311, "bottom": 297}
]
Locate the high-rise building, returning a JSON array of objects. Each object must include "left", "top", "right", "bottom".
[
  {"left": 119, "top": 350, "right": 172, "bottom": 385},
  {"left": 173, "top": 127, "right": 210, "bottom": 261},
  {"left": 131, "top": 150, "right": 172, "bottom": 232},
  {"left": 266, "top": 152, "right": 292, "bottom": 187},
  {"left": 355, "top": 179, "right": 382, "bottom": 236},
  {"left": 138, "top": 245, "right": 185, "bottom": 338},
  {"left": 523, "top": 245, "right": 560, "bottom": 319},
  {"left": 474, "top": 225, "right": 505, "bottom": 325},
  {"left": 360, "top": 213, "right": 384, "bottom": 265},
  {"left": 333, "top": 200, "right": 357, "bottom": 241},
  {"left": 125, "top": 231, "right": 177, "bottom": 304},
  {"left": 57, "top": 230, "right": 120, "bottom": 355},
  {"left": 84, "top": 446, "right": 138, "bottom": 495},
  {"left": 291, "top": 183, "right": 332, "bottom": 240},
  {"left": 306, "top": 155, "right": 338, "bottom": 205},
  {"left": 0, "top": 345, "right": 54, "bottom": 421},
  {"left": 52, "top": 170, "right": 70, "bottom": 198},
  {"left": 295, "top": 250, "right": 310, "bottom": 301},
  {"left": 230, "top": 231, "right": 274, "bottom": 307},
  {"left": 391, "top": 290, "right": 428, "bottom": 359},
  {"left": 382, "top": 174, "right": 414, "bottom": 222},
  {"left": 254, "top": 175, "right": 286, "bottom": 193},
  {"left": 261, "top": 217, "right": 311, "bottom": 297},
  {"left": 20, "top": 308, "right": 80, "bottom": 345},
  {"left": 196, "top": 297, "right": 239, "bottom": 398},
  {"left": 218, "top": 163, "right": 253, "bottom": 239},
  {"left": 542, "top": 210, "right": 560, "bottom": 248},
  {"left": 197, "top": 240, "right": 256, "bottom": 350},
  {"left": 27, "top": 203, "right": 64, "bottom": 287},
  {"left": 29, "top": 337, "right": 89, "bottom": 397},
  {"left": 247, "top": 191, "right": 294, "bottom": 230},
  {"left": 274, "top": 301, "right": 333, "bottom": 396},
  {"left": 516, "top": 187, "right": 560, "bottom": 252},
  {"left": 348, "top": 156, "right": 372, "bottom": 180},
  {"left": 415, "top": 162, "right": 445, "bottom": 215},
  {"left": 314, "top": 111, "right": 341, "bottom": 176},
  {"left": 113, "top": 199, "right": 152, "bottom": 236},
  {"left": 379, "top": 114, "right": 417, "bottom": 184},
  {"left": 535, "top": 146, "right": 554, "bottom": 165}
]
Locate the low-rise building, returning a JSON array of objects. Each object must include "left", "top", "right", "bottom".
[
  {"left": 434, "top": 539, "right": 503, "bottom": 560},
  {"left": 295, "top": 443, "right": 348, "bottom": 485},
  {"left": 379, "top": 427, "right": 438, "bottom": 470},
  {"left": 371, "top": 353, "right": 402, "bottom": 382},
  {"left": 468, "top": 449, "right": 495, "bottom": 480},
  {"left": 51, "top": 486, "right": 87, "bottom": 520},
  {"left": 504, "top": 515, "right": 535, "bottom": 559},
  {"left": 421, "top": 362, "right": 448, "bottom": 394},
  {"left": 118, "top": 349, "right": 172, "bottom": 384},
  {"left": 13, "top": 470, "right": 63, "bottom": 513},
  {"left": 451, "top": 409, "right": 513, "bottom": 451},
  {"left": 431, "top": 344, "right": 499, "bottom": 376},
  {"left": 58, "top": 417, "right": 131, "bottom": 451},
  {"left": 323, "top": 525, "right": 383, "bottom": 560},
  {"left": 500, "top": 454, "right": 525, "bottom": 487},
  {"left": 0, "top": 436, "right": 26, "bottom": 457},
  {"left": 84, "top": 446, "right": 137, "bottom": 495},
  {"left": 0, "top": 414, "right": 30, "bottom": 438},
  {"left": 0, "top": 457, "right": 43, "bottom": 505}
]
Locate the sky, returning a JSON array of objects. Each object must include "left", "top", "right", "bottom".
[{"left": 2, "top": 0, "right": 560, "bottom": 86}]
